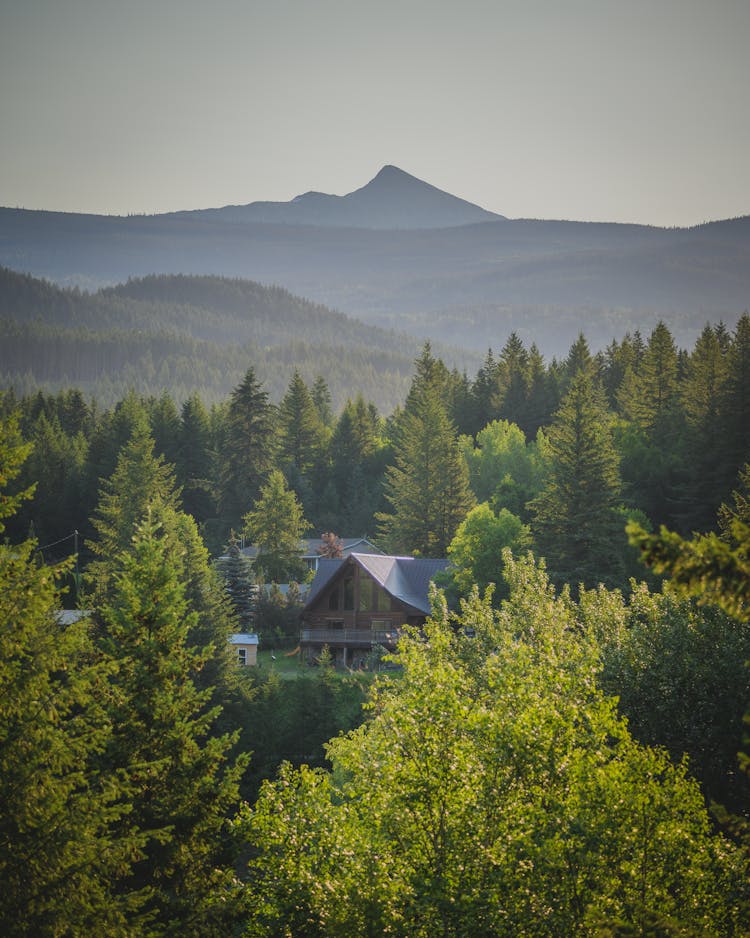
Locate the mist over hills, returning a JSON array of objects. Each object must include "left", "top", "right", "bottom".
[
  {"left": 0, "top": 266, "right": 476, "bottom": 410},
  {"left": 1, "top": 166, "right": 749, "bottom": 359}
]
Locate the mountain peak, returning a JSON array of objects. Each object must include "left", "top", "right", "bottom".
[{"left": 187, "top": 166, "right": 505, "bottom": 230}]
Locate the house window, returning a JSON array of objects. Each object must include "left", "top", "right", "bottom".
[
  {"left": 374, "top": 584, "right": 392, "bottom": 612},
  {"left": 343, "top": 576, "right": 354, "bottom": 610},
  {"left": 328, "top": 587, "right": 339, "bottom": 610},
  {"left": 237, "top": 647, "right": 247, "bottom": 666},
  {"left": 359, "top": 577, "right": 373, "bottom": 611}
]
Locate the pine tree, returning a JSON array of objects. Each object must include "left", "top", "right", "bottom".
[
  {"left": 0, "top": 406, "right": 133, "bottom": 936},
  {"left": 681, "top": 324, "right": 729, "bottom": 528},
  {"left": 218, "top": 367, "right": 276, "bottom": 528},
  {"left": 97, "top": 515, "right": 248, "bottom": 934},
  {"left": 217, "top": 530, "right": 257, "bottom": 631},
  {"left": 377, "top": 383, "right": 475, "bottom": 556},
  {"left": 87, "top": 427, "right": 238, "bottom": 704},
  {"left": 721, "top": 312, "right": 750, "bottom": 488},
  {"left": 530, "top": 369, "right": 624, "bottom": 591},
  {"left": 176, "top": 393, "right": 215, "bottom": 525},
  {"left": 497, "top": 332, "right": 530, "bottom": 426},
  {"left": 242, "top": 469, "right": 308, "bottom": 583}
]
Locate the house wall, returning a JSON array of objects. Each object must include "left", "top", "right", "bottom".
[
  {"left": 301, "top": 564, "right": 422, "bottom": 668},
  {"left": 233, "top": 642, "right": 258, "bottom": 666}
]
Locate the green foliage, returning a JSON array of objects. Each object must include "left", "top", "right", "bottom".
[
  {"left": 444, "top": 501, "right": 531, "bottom": 600},
  {"left": 460, "top": 418, "right": 549, "bottom": 518},
  {"left": 628, "top": 517, "right": 750, "bottom": 622},
  {"left": 96, "top": 515, "right": 248, "bottom": 934},
  {"left": 216, "top": 530, "right": 257, "bottom": 631},
  {"left": 582, "top": 582, "right": 750, "bottom": 811},
  {"left": 240, "top": 558, "right": 743, "bottom": 936},
  {"left": 219, "top": 367, "right": 277, "bottom": 527},
  {"left": 377, "top": 377, "right": 474, "bottom": 556},
  {"left": 530, "top": 368, "right": 625, "bottom": 591},
  {"left": 0, "top": 409, "right": 132, "bottom": 935},
  {"left": 242, "top": 469, "right": 308, "bottom": 583}
]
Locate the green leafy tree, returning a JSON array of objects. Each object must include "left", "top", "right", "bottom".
[
  {"left": 377, "top": 383, "right": 474, "bottom": 556},
  {"left": 444, "top": 501, "right": 531, "bottom": 600},
  {"left": 460, "top": 418, "right": 549, "bottom": 519},
  {"left": 530, "top": 368, "right": 625, "bottom": 591},
  {"left": 97, "top": 515, "right": 248, "bottom": 934},
  {"left": 241, "top": 557, "right": 742, "bottom": 936},
  {"left": 242, "top": 469, "right": 308, "bottom": 583}
]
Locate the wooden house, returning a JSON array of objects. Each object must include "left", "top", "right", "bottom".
[{"left": 300, "top": 553, "right": 449, "bottom": 668}]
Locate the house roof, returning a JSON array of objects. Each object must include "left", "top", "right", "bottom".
[
  {"left": 229, "top": 633, "right": 259, "bottom": 645},
  {"left": 240, "top": 536, "right": 382, "bottom": 561},
  {"left": 304, "top": 553, "right": 449, "bottom": 615}
]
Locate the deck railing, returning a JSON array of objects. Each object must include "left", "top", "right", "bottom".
[{"left": 300, "top": 628, "right": 400, "bottom": 647}]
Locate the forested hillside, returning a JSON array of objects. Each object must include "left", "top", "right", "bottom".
[
  {"left": 2, "top": 311, "right": 750, "bottom": 931},
  {"left": 0, "top": 267, "right": 474, "bottom": 409}
]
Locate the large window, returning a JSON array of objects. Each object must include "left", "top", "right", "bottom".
[
  {"left": 359, "top": 577, "right": 373, "bottom": 611},
  {"left": 328, "top": 588, "right": 339, "bottom": 610},
  {"left": 343, "top": 576, "right": 354, "bottom": 611}
]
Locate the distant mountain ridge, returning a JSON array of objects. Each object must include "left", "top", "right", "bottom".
[
  {"left": 168, "top": 165, "right": 505, "bottom": 229},
  {"left": 1, "top": 166, "right": 748, "bottom": 358}
]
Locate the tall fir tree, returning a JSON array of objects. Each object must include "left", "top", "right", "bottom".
[
  {"left": 242, "top": 469, "right": 309, "bottom": 583},
  {"left": 216, "top": 529, "right": 257, "bottom": 631},
  {"left": 96, "top": 515, "right": 248, "bottom": 935},
  {"left": 681, "top": 324, "right": 729, "bottom": 528},
  {"left": 0, "top": 407, "right": 134, "bottom": 936},
  {"left": 721, "top": 312, "right": 750, "bottom": 489},
  {"left": 218, "top": 367, "right": 276, "bottom": 529},
  {"left": 530, "top": 368, "right": 624, "bottom": 591},
  {"left": 377, "top": 383, "right": 475, "bottom": 556}
]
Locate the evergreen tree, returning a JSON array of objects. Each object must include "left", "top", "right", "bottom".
[
  {"left": 310, "top": 375, "right": 334, "bottom": 428},
  {"left": 619, "top": 322, "right": 681, "bottom": 440},
  {"left": 278, "top": 371, "right": 325, "bottom": 477},
  {"left": 216, "top": 530, "right": 257, "bottom": 631},
  {"left": 470, "top": 348, "right": 501, "bottom": 434},
  {"left": 218, "top": 367, "right": 276, "bottom": 528},
  {"left": 681, "top": 324, "right": 728, "bottom": 528},
  {"left": 721, "top": 312, "right": 750, "bottom": 487},
  {"left": 617, "top": 322, "right": 686, "bottom": 527},
  {"left": 176, "top": 393, "right": 215, "bottom": 526},
  {"left": 530, "top": 368, "right": 624, "bottom": 591},
  {"left": 97, "top": 515, "right": 248, "bottom": 935},
  {"left": 377, "top": 383, "right": 474, "bottom": 556},
  {"left": 242, "top": 470, "right": 308, "bottom": 583},
  {"left": 87, "top": 427, "right": 238, "bottom": 704},
  {"left": 497, "top": 331, "right": 530, "bottom": 426},
  {"left": 326, "top": 394, "right": 386, "bottom": 534},
  {"left": 0, "top": 407, "right": 132, "bottom": 936}
]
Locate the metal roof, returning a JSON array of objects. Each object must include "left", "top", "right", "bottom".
[{"left": 303, "top": 553, "right": 449, "bottom": 615}]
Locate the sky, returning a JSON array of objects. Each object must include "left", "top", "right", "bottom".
[{"left": 1, "top": 0, "right": 749, "bottom": 227}]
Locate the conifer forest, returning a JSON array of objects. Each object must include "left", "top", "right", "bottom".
[{"left": 2, "top": 317, "right": 750, "bottom": 935}]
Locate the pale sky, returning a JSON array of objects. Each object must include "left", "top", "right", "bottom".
[{"left": 1, "top": 0, "right": 748, "bottom": 227}]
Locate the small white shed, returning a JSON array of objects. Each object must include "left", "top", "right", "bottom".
[{"left": 229, "top": 633, "right": 259, "bottom": 666}]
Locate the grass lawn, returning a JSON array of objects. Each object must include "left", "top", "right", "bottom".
[{"left": 256, "top": 647, "right": 308, "bottom": 679}]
